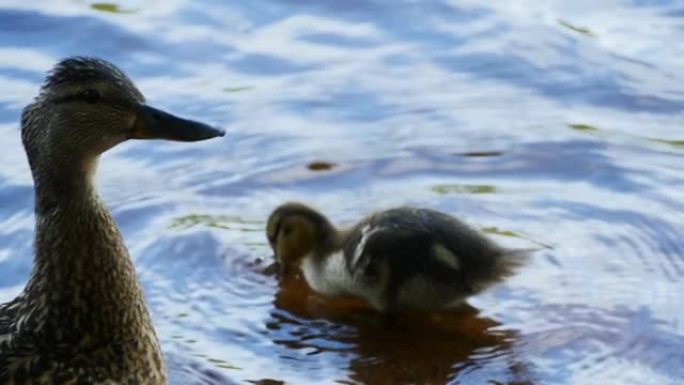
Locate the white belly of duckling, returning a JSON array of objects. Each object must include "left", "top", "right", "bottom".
[
  {"left": 299, "top": 253, "right": 465, "bottom": 311},
  {"left": 300, "top": 252, "right": 356, "bottom": 297}
]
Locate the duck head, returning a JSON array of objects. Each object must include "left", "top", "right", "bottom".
[
  {"left": 266, "top": 202, "right": 336, "bottom": 277},
  {"left": 21, "top": 57, "right": 224, "bottom": 178}
]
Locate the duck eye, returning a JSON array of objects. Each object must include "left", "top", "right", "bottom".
[{"left": 83, "top": 89, "right": 101, "bottom": 104}]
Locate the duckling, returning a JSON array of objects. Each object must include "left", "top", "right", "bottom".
[
  {"left": 0, "top": 57, "right": 224, "bottom": 384},
  {"left": 266, "top": 203, "right": 530, "bottom": 314}
]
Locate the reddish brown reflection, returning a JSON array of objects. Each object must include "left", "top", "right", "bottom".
[{"left": 269, "top": 274, "right": 535, "bottom": 385}]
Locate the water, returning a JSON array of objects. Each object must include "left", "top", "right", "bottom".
[{"left": 1, "top": 1, "right": 683, "bottom": 384}]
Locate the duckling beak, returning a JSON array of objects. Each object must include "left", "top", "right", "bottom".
[
  {"left": 264, "top": 260, "right": 291, "bottom": 280},
  {"left": 262, "top": 261, "right": 280, "bottom": 277},
  {"left": 131, "top": 105, "right": 225, "bottom": 142}
]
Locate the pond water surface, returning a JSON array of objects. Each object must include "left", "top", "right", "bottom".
[{"left": 1, "top": 1, "right": 683, "bottom": 384}]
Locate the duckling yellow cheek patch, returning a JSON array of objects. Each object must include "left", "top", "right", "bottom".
[
  {"left": 276, "top": 235, "right": 301, "bottom": 268},
  {"left": 275, "top": 241, "right": 289, "bottom": 263},
  {"left": 292, "top": 217, "right": 317, "bottom": 256},
  {"left": 266, "top": 214, "right": 281, "bottom": 245}
]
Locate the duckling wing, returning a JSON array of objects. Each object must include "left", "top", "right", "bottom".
[
  {"left": 343, "top": 208, "right": 503, "bottom": 284},
  {"left": 343, "top": 212, "right": 459, "bottom": 282},
  {"left": 347, "top": 226, "right": 443, "bottom": 275}
]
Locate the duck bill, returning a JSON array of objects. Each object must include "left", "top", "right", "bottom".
[{"left": 131, "top": 105, "right": 225, "bottom": 142}]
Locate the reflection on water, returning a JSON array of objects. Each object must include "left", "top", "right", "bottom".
[
  {"left": 1, "top": 0, "right": 683, "bottom": 384},
  {"left": 270, "top": 275, "right": 533, "bottom": 385}
]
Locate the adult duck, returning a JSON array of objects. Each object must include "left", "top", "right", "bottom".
[
  {"left": 0, "top": 57, "right": 224, "bottom": 384},
  {"left": 267, "top": 203, "right": 530, "bottom": 315}
]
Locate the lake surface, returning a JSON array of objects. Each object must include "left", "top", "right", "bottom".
[{"left": 1, "top": 1, "right": 683, "bottom": 384}]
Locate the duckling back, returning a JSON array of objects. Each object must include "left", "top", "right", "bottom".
[{"left": 341, "top": 207, "right": 530, "bottom": 311}]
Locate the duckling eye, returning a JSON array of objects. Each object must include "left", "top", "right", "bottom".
[
  {"left": 83, "top": 89, "right": 101, "bottom": 104},
  {"left": 282, "top": 225, "right": 291, "bottom": 237}
]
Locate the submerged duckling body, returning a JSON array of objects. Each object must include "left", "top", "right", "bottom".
[
  {"left": 0, "top": 57, "right": 224, "bottom": 384},
  {"left": 267, "top": 203, "right": 529, "bottom": 313}
]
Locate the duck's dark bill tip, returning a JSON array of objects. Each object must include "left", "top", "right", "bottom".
[{"left": 132, "top": 105, "right": 225, "bottom": 142}]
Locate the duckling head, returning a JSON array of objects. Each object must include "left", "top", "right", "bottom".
[
  {"left": 266, "top": 202, "right": 336, "bottom": 277},
  {"left": 21, "top": 57, "right": 224, "bottom": 180}
]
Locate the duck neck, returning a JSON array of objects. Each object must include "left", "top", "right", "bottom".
[
  {"left": 31, "top": 154, "right": 99, "bottom": 213},
  {"left": 23, "top": 157, "right": 157, "bottom": 352}
]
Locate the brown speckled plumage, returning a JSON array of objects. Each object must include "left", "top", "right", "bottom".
[
  {"left": 0, "top": 198, "right": 165, "bottom": 385},
  {"left": 0, "top": 57, "right": 223, "bottom": 384}
]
